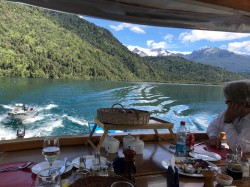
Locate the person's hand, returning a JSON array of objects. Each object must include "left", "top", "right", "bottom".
[
  {"left": 224, "top": 103, "right": 250, "bottom": 123},
  {"left": 207, "top": 136, "right": 221, "bottom": 149}
]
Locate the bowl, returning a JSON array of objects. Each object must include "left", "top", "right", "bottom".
[{"left": 215, "top": 173, "right": 233, "bottom": 186}]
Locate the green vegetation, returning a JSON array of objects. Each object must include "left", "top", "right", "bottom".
[
  {"left": 0, "top": 1, "right": 245, "bottom": 83},
  {"left": 145, "top": 56, "right": 245, "bottom": 84}
]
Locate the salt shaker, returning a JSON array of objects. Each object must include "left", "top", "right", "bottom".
[
  {"left": 107, "top": 162, "right": 115, "bottom": 176},
  {"left": 92, "top": 151, "right": 101, "bottom": 173},
  {"left": 241, "top": 158, "right": 249, "bottom": 178}
]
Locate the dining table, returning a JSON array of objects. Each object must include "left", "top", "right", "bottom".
[{"left": 0, "top": 136, "right": 250, "bottom": 187}]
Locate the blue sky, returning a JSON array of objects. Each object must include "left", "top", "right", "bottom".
[{"left": 84, "top": 16, "right": 250, "bottom": 55}]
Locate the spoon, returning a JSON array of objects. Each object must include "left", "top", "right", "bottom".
[{"left": 0, "top": 162, "right": 33, "bottom": 172}]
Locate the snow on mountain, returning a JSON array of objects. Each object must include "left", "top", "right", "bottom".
[{"left": 127, "top": 46, "right": 250, "bottom": 73}]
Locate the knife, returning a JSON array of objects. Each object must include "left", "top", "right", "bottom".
[{"left": 60, "top": 157, "right": 67, "bottom": 174}]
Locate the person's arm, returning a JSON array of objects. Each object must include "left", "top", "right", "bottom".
[
  {"left": 223, "top": 123, "right": 239, "bottom": 151},
  {"left": 206, "top": 112, "right": 224, "bottom": 148}
]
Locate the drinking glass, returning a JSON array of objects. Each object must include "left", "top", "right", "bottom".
[
  {"left": 240, "top": 137, "right": 250, "bottom": 156},
  {"left": 74, "top": 156, "right": 90, "bottom": 181},
  {"left": 111, "top": 181, "right": 134, "bottom": 187},
  {"left": 35, "top": 168, "right": 61, "bottom": 187},
  {"left": 42, "top": 137, "right": 60, "bottom": 171}
]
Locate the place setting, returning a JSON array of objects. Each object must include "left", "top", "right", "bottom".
[
  {"left": 166, "top": 142, "right": 223, "bottom": 162},
  {"left": 161, "top": 155, "right": 220, "bottom": 178},
  {"left": 30, "top": 136, "right": 132, "bottom": 187}
]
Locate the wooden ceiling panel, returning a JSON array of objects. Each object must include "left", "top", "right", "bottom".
[{"left": 7, "top": 0, "right": 250, "bottom": 32}]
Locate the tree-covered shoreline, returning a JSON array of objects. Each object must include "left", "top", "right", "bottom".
[{"left": 0, "top": 1, "right": 245, "bottom": 84}]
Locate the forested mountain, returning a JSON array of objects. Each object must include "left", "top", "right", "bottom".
[
  {"left": 145, "top": 56, "right": 245, "bottom": 84},
  {"left": 0, "top": 1, "right": 158, "bottom": 81},
  {"left": 185, "top": 47, "right": 250, "bottom": 73},
  {"left": 0, "top": 1, "right": 245, "bottom": 83}
]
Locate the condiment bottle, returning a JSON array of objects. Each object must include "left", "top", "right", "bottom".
[
  {"left": 241, "top": 158, "right": 249, "bottom": 178},
  {"left": 92, "top": 151, "right": 101, "bottom": 174},
  {"left": 167, "top": 165, "right": 179, "bottom": 187},
  {"left": 107, "top": 162, "right": 115, "bottom": 176},
  {"left": 123, "top": 146, "right": 136, "bottom": 183}
]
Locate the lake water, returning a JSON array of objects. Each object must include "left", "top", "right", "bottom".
[{"left": 0, "top": 77, "right": 226, "bottom": 140}]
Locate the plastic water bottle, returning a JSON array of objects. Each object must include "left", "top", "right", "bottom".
[{"left": 175, "top": 121, "right": 187, "bottom": 157}]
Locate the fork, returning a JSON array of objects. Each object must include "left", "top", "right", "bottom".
[{"left": 0, "top": 162, "right": 33, "bottom": 172}]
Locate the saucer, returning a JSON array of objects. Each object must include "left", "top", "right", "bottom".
[{"left": 31, "top": 160, "right": 72, "bottom": 175}]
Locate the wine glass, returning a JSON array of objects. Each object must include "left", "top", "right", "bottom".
[{"left": 42, "top": 137, "right": 60, "bottom": 171}]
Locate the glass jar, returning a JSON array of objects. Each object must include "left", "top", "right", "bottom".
[
  {"left": 123, "top": 133, "right": 135, "bottom": 150},
  {"left": 105, "top": 137, "right": 120, "bottom": 153},
  {"left": 131, "top": 137, "right": 144, "bottom": 154},
  {"left": 226, "top": 159, "right": 243, "bottom": 180}
]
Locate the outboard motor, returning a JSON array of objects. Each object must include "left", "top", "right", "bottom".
[{"left": 24, "top": 104, "right": 28, "bottom": 111}]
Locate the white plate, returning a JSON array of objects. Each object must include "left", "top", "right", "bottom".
[
  {"left": 161, "top": 157, "right": 218, "bottom": 177},
  {"left": 71, "top": 155, "right": 107, "bottom": 169},
  {"left": 189, "top": 151, "right": 221, "bottom": 161},
  {"left": 31, "top": 160, "right": 73, "bottom": 175}
]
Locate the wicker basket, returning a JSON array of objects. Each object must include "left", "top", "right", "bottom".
[{"left": 97, "top": 103, "right": 150, "bottom": 125}]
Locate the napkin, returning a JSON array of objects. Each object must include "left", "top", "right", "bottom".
[
  {"left": 194, "top": 149, "right": 220, "bottom": 159},
  {"left": 0, "top": 161, "right": 36, "bottom": 187}
]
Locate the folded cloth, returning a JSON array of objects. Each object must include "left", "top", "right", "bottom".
[
  {"left": 204, "top": 143, "right": 230, "bottom": 160},
  {"left": 0, "top": 161, "right": 36, "bottom": 187},
  {"left": 194, "top": 149, "right": 221, "bottom": 160}
]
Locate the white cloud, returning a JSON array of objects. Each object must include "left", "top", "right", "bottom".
[
  {"left": 147, "top": 40, "right": 154, "bottom": 47},
  {"left": 152, "top": 42, "right": 166, "bottom": 49},
  {"left": 110, "top": 23, "right": 145, "bottom": 34},
  {"left": 164, "top": 34, "right": 174, "bottom": 42},
  {"left": 179, "top": 30, "right": 250, "bottom": 43},
  {"left": 226, "top": 41, "right": 250, "bottom": 54},
  {"left": 130, "top": 26, "right": 145, "bottom": 34},
  {"left": 146, "top": 40, "right": 166, "bottom": 49}
]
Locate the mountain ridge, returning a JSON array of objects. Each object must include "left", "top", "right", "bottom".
[
  {"left": 0, "top": 1, "right": 245, "bottom": 84},
  {"left": 129, "top": 46, "right": 250, "bottom": 73}
]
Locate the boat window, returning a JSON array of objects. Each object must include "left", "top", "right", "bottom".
[{"left": 0, "top": 1, "right": 249, "bottom": 141}]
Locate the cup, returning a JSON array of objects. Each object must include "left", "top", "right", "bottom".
[
  {"left": 201, "top": 169, "right": 216, "bottom": 187},
  {"left": 110, "top": 181, "right": 134, "bottom": 187},
  {"left": 74, "top": 168, "right": 90, "bottom": 181},
  {"left": 225, "top": 153, "right": 234, "bottom": 169},
  {"left": 35, "top": 168, "right": 61, "bottom": 187}
]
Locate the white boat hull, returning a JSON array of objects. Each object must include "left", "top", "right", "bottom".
[{"left": 8, "top": 111, "right": 35, "bottom": 121}]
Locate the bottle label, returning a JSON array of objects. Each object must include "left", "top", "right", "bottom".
[
  {"left": 176, "top": 143, "right": 186, "bottom": 155},
  {"left": 186, "top": 134, "right": 195, "bottom": 153}
]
